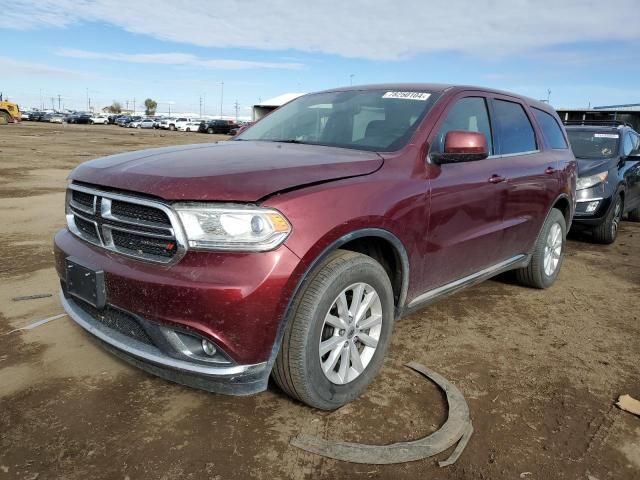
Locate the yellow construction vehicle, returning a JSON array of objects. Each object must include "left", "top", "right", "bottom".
[{"left": 0, "top": 93, "right": 21, "bottom": 124}]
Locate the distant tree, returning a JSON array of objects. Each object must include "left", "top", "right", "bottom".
[
  {"left": 144, "top": 98, "right": 158, "bottom": 116},
  {"left": 108, "top": 101, "right": 122, "bottom": 113}
]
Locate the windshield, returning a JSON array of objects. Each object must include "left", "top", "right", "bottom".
[
  {"left": 567, "top": 130, "right": 619, "bottom": 159},
  {"left": 237, "top": 89, "right": 439, "bottom": 151}
]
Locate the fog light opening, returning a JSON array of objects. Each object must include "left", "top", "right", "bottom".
[
  {"left": 586, "top": 200, "right": 600, "bottom": 213},
  {"left": 202, "top": 339, "right": 217, "bottom": 356}
]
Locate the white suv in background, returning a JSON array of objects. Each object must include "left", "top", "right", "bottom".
[
  {"left": 89, "top": 115, "right": 109, "bottom": 125},
  {"left": 170, "top": 117, "right": 196, "bottom": 131}
]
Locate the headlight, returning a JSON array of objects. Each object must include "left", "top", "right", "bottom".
[
  {"left": 174, "top": 204, "right": 291, "bottom": 251},
  {"left": 576, "top": 171, "right": 608, "bottom": 190}
]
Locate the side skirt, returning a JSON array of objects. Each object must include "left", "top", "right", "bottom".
[{"left": 403, "top": 254, "right": 529, "bottom": 315}]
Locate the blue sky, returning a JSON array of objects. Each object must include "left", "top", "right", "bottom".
[{"left": 1, "top": 0, "right": 639, "bottom": 117}]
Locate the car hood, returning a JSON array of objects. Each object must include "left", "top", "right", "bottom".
[
  {"left": 576, "top": 158, "right": 612, "bottom": 177},
  {"left": 69, "top": 141, "right": 384, "bottom": 202}
]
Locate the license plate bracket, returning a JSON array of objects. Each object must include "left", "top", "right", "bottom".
[{"left": 65, "top": 258, "right": 106, "bottom": 309}]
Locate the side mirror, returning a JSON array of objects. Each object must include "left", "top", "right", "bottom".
[{"left": 432, "top": 131, "right": 489, "bottom": 164}]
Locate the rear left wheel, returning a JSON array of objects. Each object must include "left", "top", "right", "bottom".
[
  {"left": 273, "top": 250, "right": 394, "bottom": 410},
  {"left": 516, "top": 208, "right": 566, "bottom": 289}
]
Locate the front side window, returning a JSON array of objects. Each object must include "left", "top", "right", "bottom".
[
  {"left": 532, "top": 108, "right": 568, "bottom": 149},
  {"left": 237, "top": 89, "right": 439, "bottom": 152},
  {"left": 494, "top": 100, "right": 537, "bottom": 155},
  {"left": 431, "top": 96, "right": 493, "bottom": 155}
]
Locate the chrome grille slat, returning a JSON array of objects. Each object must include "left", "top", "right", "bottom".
[{"left": 66, "top": 184, "right": 187, "bottom": 265}]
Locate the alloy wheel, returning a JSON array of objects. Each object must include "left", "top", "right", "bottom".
[
  {"left": 319, "top": 282, "right": 382, "bottom": 385},
  {"left": 543, "top": 222, "right": 563, "bottom": 276},
  {"left": 611, "top": 199, "right": 622, "bottom": 237}
]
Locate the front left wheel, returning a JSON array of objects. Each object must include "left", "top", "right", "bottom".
[{"left": 273, "top": 250, "right": 395, "bottom": 410}]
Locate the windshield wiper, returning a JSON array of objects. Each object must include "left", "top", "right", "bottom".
[{"left": 270, "top": 139, "right": 306, "bottom": 144}]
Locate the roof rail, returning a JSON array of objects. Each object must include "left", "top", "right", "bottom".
[{"left": 563, "top": 120, "right": 632, "bottom": 127}]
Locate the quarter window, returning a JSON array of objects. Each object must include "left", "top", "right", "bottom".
[
  {"left": 532, "top": 108, "right": 568, "bottom": 149},
  {"left": 623, "top": 132, "right": 637, "bottom": 156},
  {"left": 432, "top": 97, "right": 493, "bottom": 155},
  {"left": 494, "top": 100, "right": 537, "bottom": 155}
]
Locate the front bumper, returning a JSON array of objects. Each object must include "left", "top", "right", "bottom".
[
  {"left": 572, "top": 196, "right": 612, "bottom": 227},
  {"left": 55, "top": 228, "right": 304, "bottom": 394},
  {"left": 60, "top": 291, "right": 269, "bottom": 394}
]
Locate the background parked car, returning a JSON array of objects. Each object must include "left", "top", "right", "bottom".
[
  {"left": 158, "top": 117, "right": 176, "bottom": 130},
  {"left": 50, "top": 113, "right": 65, "bottom": 123},
  {"left": 200, "top": 119, "right": 232, "bottom": 134},
  {"left": 67, "top": 113, "right": 92, "bottom": 124},
  {"left": 565, "top": 121, "right": 640, "bottom": 243},
  {"left": 138, "top": 118, "right": 156, "bottom": 129},
  {"left": 89, "top": 115, "right": 109, "bottom": 125},
  {"left": 168, "top": 117, "right": 195, "bottom": 131},
  {"left": 177, "top": 121, "right": 201, "bottom": 132},
  {"left": 115, "top": 115, "right": 132, "bottom": 127}
]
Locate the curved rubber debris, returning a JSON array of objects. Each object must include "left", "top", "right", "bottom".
[{"left": 290, "top": 362, "right": 473, "bottom": 465}]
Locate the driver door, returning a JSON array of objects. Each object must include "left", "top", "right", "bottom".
[{"left": 423, "top": 94, "right": 512, "bottom": 290}]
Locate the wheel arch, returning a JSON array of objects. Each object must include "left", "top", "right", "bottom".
[
  {"left": 265, "top": 228, "right": 410, "bottom": 373},
  {"left": 551, "top": 193, "right": 572, "bottom": 227}
]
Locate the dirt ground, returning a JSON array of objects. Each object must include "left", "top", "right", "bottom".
[{"left": 0, "top": 122, "right": 638, "bottom": 480}]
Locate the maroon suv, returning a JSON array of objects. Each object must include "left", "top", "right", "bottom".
[{"left": 55, "top": 84, "right": 576, "bottom": 409}]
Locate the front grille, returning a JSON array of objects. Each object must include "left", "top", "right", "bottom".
[
  {"left": 111, "top": 230, "right": 175, "bottom": 258},
  {"left": 74, "top": 215, "right": 99, "bottom": 240},
  {"left": 111, "top": 200, "right": 171, "bottom": 225},
  {"left": 74, "top": 298, "right": 154, "bottom": 346},
  {"left": 66, "top": 184, "right": 183, "bottom": 264}
]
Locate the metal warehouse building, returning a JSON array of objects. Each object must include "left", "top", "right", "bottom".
[{"left": 556, "top": 104, "right": 640, "bottom": 131}]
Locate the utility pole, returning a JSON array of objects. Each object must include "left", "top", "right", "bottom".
[
  {"left": 199, "top": 96, "right": 203, "bottom": 118},
  {"left": 219, "top": 81, "right": 224, "bottom": 118},
  {"left": 203, "top": 93, "right": 206, "bottom": 116},
  {"left": 51, "top": 97, "right": 55, "bottom": 110},
  {"left": 126, "top": 100, "right": 129, "bottom": 111},
  {"left": 39, "top": 89, "right": 43, "bottom": 110},
  {"left": 234, "top": 100, "right": 239, "bottom": 121},
  {"left": 350, "top": 74, "right": 355, "bottom": 86},
  {"left": 86, "top": 88, "right": 89, "bottom": 111},
  {"left": 57, "top": 94, "right": 62, "bottom": 111},
  {"left": 133, "top": 97, "right": 136, "bottom": 116},
  {"left": 547, "top": 89, "right": 551, "bottom": 104}
]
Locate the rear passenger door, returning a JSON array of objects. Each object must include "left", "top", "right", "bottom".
[{"left": 489, "top": 96, "right": 562, "bottom": 258}]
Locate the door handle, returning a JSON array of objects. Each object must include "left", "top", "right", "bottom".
[
  {"left": 488, "top": 174, "right": 506, "bottom": 184},
  {"left": 545, "top": 166, "right": 557, "bottom": 175}
]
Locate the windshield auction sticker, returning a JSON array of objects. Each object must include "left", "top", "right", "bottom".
[
  {"left": 594, "top": 133, "right": 619, "bottom": 138},
  {"left": 382, "top": 92, "right": 431, "bottom": 101}
]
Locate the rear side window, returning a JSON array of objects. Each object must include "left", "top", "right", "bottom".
[
  {"left": 623, "top": 132, "right": 636, "bottom": 156},
  {"left": 532, "top": 108, "right": 568, "bottom": 149},
  {"left": 432, "top": 97, "right": 493, "bottom": 155},
  {"left": 494, "top": 100, "right": 537, "bottom": 155}
]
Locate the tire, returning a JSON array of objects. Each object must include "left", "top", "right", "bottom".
[
  {"left": 0, "top": 111, "right": 10, "bottom": 124},
  {"left": 137, "top": 125, "right": 141, "bottom": 129},
  {"left": 169, "top": 124, "right": 176, "bottom": 131},
  {"left": 90, "top": 121, "right": 95, "bottom": 125},
  {"left": 516, "top": 208, "right": 566, "bottom": 289},
  {"left": 273, "top": 250, "right": 395, "bottom": 410},
  {"left": 592, "top": 195, "right": 623, "bottom": 244},
  {"left": 207, "top": 127, "right": 214, "bottom": 134},
  {"left": 627, "top": 205, "right": 640, "bottom": 222}
]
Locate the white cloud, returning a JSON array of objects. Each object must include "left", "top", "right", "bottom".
[
  {"left": 0, "top": 56, "right": 92, "bottom": 79},
  {"left": 4, "top": 0, "right": 640, "bottom": 61},
  {"left": 56, "top": 48, "right": 304, "bottom": 70}
]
